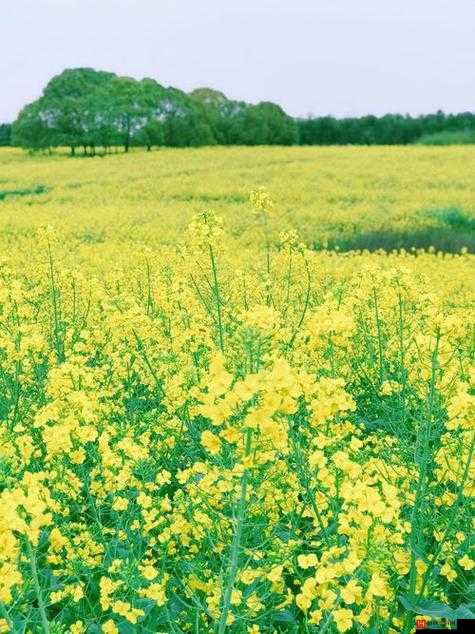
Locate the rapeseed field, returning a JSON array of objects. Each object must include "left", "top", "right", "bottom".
[{"left": 0, "top": 146, "right": 474, "bottom": 633}]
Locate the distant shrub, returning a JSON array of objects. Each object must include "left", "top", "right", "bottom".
[
  {"left": 436, "top": 207, "right": 475, "bottom": 231},
  {"left": 318, "top": 226, "right": 475, "bottom": 254},
  {"left": 416, "top": 130, "right": 475, "bottom": 145},
  {"left": 0, "top": 184, "right": 47, "bottom": 201}
]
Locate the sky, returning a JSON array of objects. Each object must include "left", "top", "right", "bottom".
[{"left": 1, "top": 0, "right": 474, "bottom": 122}]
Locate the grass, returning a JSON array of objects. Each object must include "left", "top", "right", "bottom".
[
  {"left": 320, "top": 226, "right": 475, "bottom": 254},
  {"left": 315, "top": 207, "right": 475, "bottom": 254},
  {"left": 0, "top": 184, "right": 48, "bottom": 201}
]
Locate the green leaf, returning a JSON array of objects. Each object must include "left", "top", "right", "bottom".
[
  {"left": 453, "top": 604, "right": 475, "bottom": 619},
  {"left": 272, "top": 609, "right": 297, "bottom": 623},
  {"left": 399, "top": 595, "right": 455, "bottom": 618}
]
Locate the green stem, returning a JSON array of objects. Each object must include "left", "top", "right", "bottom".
[
  {"left": 47, "top": 243, "right": 64, "bottom": 362},
  {"left": 262, "top": 210, "right": 271, "bottom": 277},
  {"left": 131, "top": 329, "right": 165, "bottom": 398},
  {"left": 418, "top": 432, "right": 475, "bottom": 598},
  {"left": 373, "top": 288, "right": 384, "bottom": 383},
  {"left": 291, "top": 433, "right": 330, "bottom": 545},
  {"left": 402, "top": 337, "right": 440, "bottom": 634},
  {"left": 145, "top": 258, "right": 153, "bottom": 316},
  {"left": 209, "top": 243, "right": 224, "bottom": 353},
  {"left": 27, "top": 541, "right": 50, "bottom": 634},
  {"left": 216, "top": 430, "right": 252, "bottom": 633},
  {"left": 0, "top": 602, "right": 13, "bottom": 631},
  {"left": 288, "top": 257, "right": 311, "bottom": 350}
]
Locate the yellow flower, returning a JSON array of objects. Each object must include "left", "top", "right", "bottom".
[
  {"left": 367, "top": 572, "right": 389, "bottom": 598},
  {"left": 50, "top": 590, "right": 63, "bottom": 603},
  {"left": 200, "top": 430, "right": 221, "bottom": 455},
  {"left": 230, "top": 589, "right": 242, "bottom": 605},
  {"left": 440, "top": 563, "right": 457, "bottom": 582},
  {"left": 156, "top": 469, "right": 171, "bottom": 485},
  {"left": 266, "top": 565, "right": 283, "bottom": 584},
  {"left": 70, "top": 448, "right": 86, "bottom": 464},
  {"left": 341, "top": 579, "right": 363, "bottom": 605},
  {"left": 112, "top": 600, "right": 144, "bottom": 624},
  {"left": 309, "top": 609, "right": 323, "bottom": 624},
  {"left": 0, "top": 620, "right": 10, "bottom": 634},
  {"left": 333, "top": 608, "right": 353, "bottom": 632},
  {"left": 458, "top": 555, "right": 474, "bottom": 570},
  {"left": 296, "top": 591, "right": 312, "bottom": 612},
  {"left": 415, "top": 559, "right": 427, "bottom": 575},
  {"left": 240, "top": 569, "right": 260, "bottom": 584},
  {"left": 220, "top": 427, "right": 240, "bottom": 443},
  {"left": 249, "top": 188, "right": 273, "bottom": 212},
  {"left": 101, "top": 620, "right": 118, "bottom": 634},
  {"left": 139, "top": 582, "right": 166, "bottom": 606},
  {"left": 142, "top": 565, "right": 158, "bottom": 581},
  {"left": 112, "top": 496, "right": 129, "bottom": 511},
  {"left": 380, "top": 380, "right": 402, "bottom": 396},
  {"left": 297, "top": 553, "right": 319, "bottom": 569}
]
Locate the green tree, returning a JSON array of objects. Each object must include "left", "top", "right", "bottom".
[
  {"left": 11, "top": 100, "right": 52, "bottom": 151},
  {"left": 0, "top": 123, "right": 11, "bottom": 146},
  {"left": 134, "top": 78, "right": 168, "bottom": 150},
  {"left": 42, "top": 68, "right": 114, "bottom": 155},
  {"left": 104, "top": 76, "right": 146, "bottom": 152},
  {"left": 236, "top": 102, "right": 298, "bottom": 145},
  {"left": 11, "top": 66, "right": 475, "bottom": 152},
  {"left": 163, "top": 87, "right": 215, "bottom": 147},
  {"left": 136, "top": 119, "right": 165, "bottom": 151}
]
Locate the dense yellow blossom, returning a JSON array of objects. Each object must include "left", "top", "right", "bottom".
[{"left": 0, "top": 146, "right": 473, "bottom": 631}]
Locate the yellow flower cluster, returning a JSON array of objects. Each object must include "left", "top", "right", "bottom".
[{"left": 0, "top": 146, "right": 473, "bottom": 632}]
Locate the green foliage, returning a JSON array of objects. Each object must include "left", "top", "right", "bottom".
[
  {"left": 435, "top": 207, "right": 475, "bottom": 231},
  {"left": 0, "top": 123, "right": 11, "bottom": 146},
  {"left": 11, "top": 69, "right": 475, "bottom": 152},
  {"left": 316, "top": 205, "right": 475, "bottom": 254},
  {"left": 12, "top": 69, "right": 298, "bottom": 154},
  {"left": 416, "top": 129, "right": 475, "bottom": 145},
  {"left": 0, "top": 184, "right": 47, "bottom": 201},
  {"left": 298, "top": 111, "right": 475, "bottom": 145},
  {"left": 399, "top": 595, "right": 475, "bottom": 620},
  {"left": 11, "top": 101, "right": 51, "bottom": 151},
  {"left": 12, "top": 68, "right": 211, "bottom": 154},
  {"left": 318, "top": 226, "right": 475, "bottom": 254}
]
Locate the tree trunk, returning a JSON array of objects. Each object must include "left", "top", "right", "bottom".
[
  {"left": 125, "top": 122, "right": 131, "bottom": 152},
  {"left": 147, "top": 144, "right": 151, "bottom": 151},
  {"left": 71, "top": 146, "right": 76, "bottom": 157},
  {"left": 83, "top": 145, "right": 87, "bottom": 156}
]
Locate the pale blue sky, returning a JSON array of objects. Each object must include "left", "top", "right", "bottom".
[{"left": 1, "top": 0, "right": 474, "bottom": 122}]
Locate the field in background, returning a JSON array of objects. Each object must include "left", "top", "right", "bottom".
[
  {"left": 0, "top": 145, "right": 474, "bottom": 633},
  {"left": 1, "top": 145, "right": 474, "bottom": 256}
]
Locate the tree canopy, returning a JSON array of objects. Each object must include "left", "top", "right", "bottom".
[
  {"left": 11, "top": 68, "right": 298, "bottom": 154},
  {"left": 7, "top": 68, "right": 475, "bottom": 153},
  {"left": 296, "top": 111, "right": 475, "bottom": 145}
]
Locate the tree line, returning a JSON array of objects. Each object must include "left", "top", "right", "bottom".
[
  {"left": 9, "top": 68, "right": 297, "bottom": 155},
  {"left": 297, "top": 111, "right": 475, "bottom": 145},
  {"left": 4, "top": 68, "right": 475, "bottom": 153}
]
